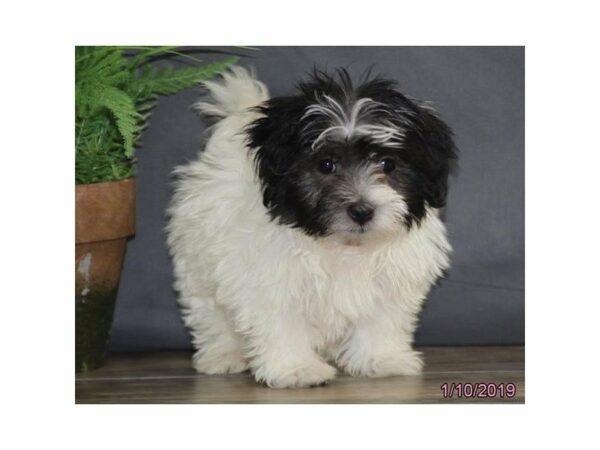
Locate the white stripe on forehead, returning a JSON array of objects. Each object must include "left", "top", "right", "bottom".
[{"left": 302, "top": 94, "right": 405, "bottom": 150}]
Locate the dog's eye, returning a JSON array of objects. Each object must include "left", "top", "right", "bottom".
[
  {"left": 318, "top": 159, "right": 336, "bottom": 174},
  {"left": 378, "top": 158, "right": 396, "bottom": 174}
]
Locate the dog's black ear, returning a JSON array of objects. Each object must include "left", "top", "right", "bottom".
[
  {"left": 404, "top": 105, "right": 458, "bottom": 209},
  {"left": 245, "top": 96, "right": 308, "bottom": 213}
]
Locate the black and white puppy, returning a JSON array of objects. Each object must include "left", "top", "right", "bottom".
[{"left": 167, "top": 66, "right": 457, "bottom": 388}]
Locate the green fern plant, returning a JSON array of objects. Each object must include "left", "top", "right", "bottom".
[{"left": 75, "top": 46, "right": 236, "bottom": 184}]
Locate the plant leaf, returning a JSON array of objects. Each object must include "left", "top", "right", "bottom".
[
  {"left": 137, "top": 56, "right": 238, "bottom": 96},
  {"left": 96, "top": 84, "right": 141, "bottom": 157},
  {"left": 125, "top": 46, "right": 179, "bottom": 68}
]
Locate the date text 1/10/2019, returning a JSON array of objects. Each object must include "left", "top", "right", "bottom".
[{"left": 440, "top": 382, "right": 516, "bottom": 399}]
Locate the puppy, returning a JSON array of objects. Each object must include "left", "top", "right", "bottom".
[{"left": 166, "top": 66, "right": 457, "bottom": 388}]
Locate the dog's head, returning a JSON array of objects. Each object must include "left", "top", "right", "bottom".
[{"left": 246, "top": 68, "right": 457, "bottom": 243}]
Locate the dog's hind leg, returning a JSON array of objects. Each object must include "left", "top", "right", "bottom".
[{"left": 181, "top": 297, "right": 249, "bottom": 374}]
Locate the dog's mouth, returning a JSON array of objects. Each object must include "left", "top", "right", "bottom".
[{"left": 345, "top": 222, "right": 373, "bottom": 236}]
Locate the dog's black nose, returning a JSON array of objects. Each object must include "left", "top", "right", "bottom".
[{"left": 347, "top": 203, "right": 375, "bottom": 225}]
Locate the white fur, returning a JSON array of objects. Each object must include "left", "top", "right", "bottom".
[
  {"left": 303, "top": 94, "right": 405, "bottom": 149},
  {"left": 166, "top": 67, "right": 451, "bottom": 388}
]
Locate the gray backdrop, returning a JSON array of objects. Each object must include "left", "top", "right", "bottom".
[{"left": 109, "top": 46, "right": 524, "bottom": 351}]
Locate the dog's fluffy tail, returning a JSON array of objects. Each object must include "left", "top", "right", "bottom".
[{"left": 194, "top": 66, "right": 269, "bottom": 120}]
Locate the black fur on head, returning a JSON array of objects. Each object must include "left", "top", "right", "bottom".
[{"left": 246, "top": 68, "right": 458, "bottom": 237}]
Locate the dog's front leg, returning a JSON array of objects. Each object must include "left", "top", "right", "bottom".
[
  {"left": 244, "top": 305, "right": 336, "bottom": 388},
  {"left": 336, "top": 304, "right": 424, "bottom": 378}
]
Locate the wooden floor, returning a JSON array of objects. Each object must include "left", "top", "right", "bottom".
[{"left": 76, "top": 346, "right": 524, "bottom": 404}]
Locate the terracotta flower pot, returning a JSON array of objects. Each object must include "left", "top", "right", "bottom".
[{"left": 75, "top": 178, "right": 136, "bottom": 372}]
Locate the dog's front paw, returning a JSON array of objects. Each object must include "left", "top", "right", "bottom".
[
  {"left": 340, "top": 350, "right": 424, "bottom": 377},
  {"left": 192, "top": 349, "right": 249, "bottom": 375},
  {"left": 256, "top": 359, "right": 337, "bottom": 389}
]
